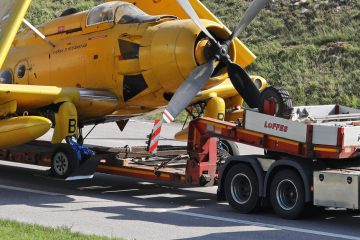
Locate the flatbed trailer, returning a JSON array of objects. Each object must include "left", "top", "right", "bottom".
[
  {"left": 1, "top": 104, "right": 360, "bottom": 219},
  {"left": 0, "top": 142, "right": 191, "bottom": 183},
  {"left": 189, "top": 104, "right": 360, "bottom": 219}
]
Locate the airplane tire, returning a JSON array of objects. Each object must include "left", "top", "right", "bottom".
[
  {"left": 225, "top": 164, "right": 260, "bottom": 213},
  {"left": 217, "top": 140, "right": 240, "bottom": 166},
  {"left": 51, "top": 144, "right": 79, "bottom": 179},
  {"left": 259, "top": 86, "right": 292, "bottom": 119},
  {"left": 218, "top": 139, "right": 239, "bottom": 156}
]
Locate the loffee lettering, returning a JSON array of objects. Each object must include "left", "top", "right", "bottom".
[{"left": 264, "top": 121, "right": 288, "bottom": 132}]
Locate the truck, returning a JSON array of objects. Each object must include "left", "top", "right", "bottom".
[{"left": 1, "top": 89, "right": 360, "bottom": 219}]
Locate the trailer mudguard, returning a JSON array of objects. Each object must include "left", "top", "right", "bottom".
[{"left": 217, "top": 155, "right": 265, "bottom": 201}]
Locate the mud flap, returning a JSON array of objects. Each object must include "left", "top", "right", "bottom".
[{"left": 65, "top": 155, "right": 100, "bottom": 181}]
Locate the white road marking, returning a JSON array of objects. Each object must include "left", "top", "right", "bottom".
[
  {"left": 0, "top": 184, "right": 61, "bottom": 196},
  {"left": 102, "top": 188, "right": 139, "bottom": 193},
  {"left": 0, "top": 160, "right": 48, "bottom": 170},
  {"left": 65, "top": 175, "right": 94, "bottom": 181},
  {"left": 132, "top": 206, "right": 196, "bottom": 213},
  {"left": 135, "top": 193, "right": 185, "bottom": 199},
  {"left": 171, "top": 211, "right": 360, "bottom": 240},
  {"left": 78, "top": 185, "right": 113, "bottom": 190},
  {"left": 138, "top": 181, "right": 156, "bottom": 185}
]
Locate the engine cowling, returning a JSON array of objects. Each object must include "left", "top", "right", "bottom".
[{"left": 139, "top": 19, "right": 236, "bottom": 94}]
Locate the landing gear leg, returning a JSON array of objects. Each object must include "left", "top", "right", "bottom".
[{"left": 77, "top": 128, "right": 84, "bottom": 145}]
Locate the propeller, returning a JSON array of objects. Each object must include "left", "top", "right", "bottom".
[
  {"left": 161, "top": 0, "right": 269, "bottom": 123},
  {"left": 176, "top": 0, "right": 217, "bottom": 44},
  {"left": 163, "top": 59, "right": 216, "bottom": 123},
  {"left": 228, "top": 0, "right": 271, "bottom": 44}
]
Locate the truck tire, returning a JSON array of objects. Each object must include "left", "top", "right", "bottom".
[
  {"left": 51, "top": 144, "right": 79, "bottom": 179},
  {"left": 225, "top": 164, "right": 260, "bottom": 213},
  {"left": 270, "top": 169, "right": 306, "bottom": 219}
]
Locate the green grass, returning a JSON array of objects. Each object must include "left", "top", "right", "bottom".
[
  {"left": 0, "top": 219, "right": 121, "bottom": 240},
  {"left": 25, "top": 0, "right": 359, "bottom": 108},
  {"left": 144, "top": 109, "right": 189, "bottom": 123},
  {"left": 201, "top": 0, "right": 359, "bottom": 108},
  {"left": 25, "top": 0, "right": 102, "bottom": 27}
]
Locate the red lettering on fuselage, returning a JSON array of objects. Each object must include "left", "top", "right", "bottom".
[{"left": 264, "top": 121, "right": 288, "bottom": 132}]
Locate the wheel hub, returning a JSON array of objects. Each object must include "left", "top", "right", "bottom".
[
  {"left": 276, "top": 179, "right": 298, "bottom": 210},
  {"left": 53, "top": 152, "right": 69, "bottom": 176},
  {"left": 231, "top": 173, "right": 252, "bottom": 204}
]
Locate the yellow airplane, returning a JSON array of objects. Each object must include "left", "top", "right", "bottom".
[{"left": 0, "top": 0, "right": 271, "bottom": 178}]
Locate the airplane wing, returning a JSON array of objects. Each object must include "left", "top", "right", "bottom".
[
  {"left": 0, "top": 0, "right": 32, "bottom": 69},
  {"left": 0, "top": 84, "right": 118, "bottom": 117},
  {"left": 193, "top": 76, "right": 267, "bottom": 103},
  {"left": 0, "top": 84, "right": 119, "bottom": 147}
]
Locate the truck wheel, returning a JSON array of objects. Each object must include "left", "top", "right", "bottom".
[
  {"left": 270, "top": 169, "right": 306, "bottom": 219},
  {"left": 51, "top": 144, "right": 79, "bottom": 179},
  {"left": 225, "top": 164, "right": 260, "bottom": 213}
]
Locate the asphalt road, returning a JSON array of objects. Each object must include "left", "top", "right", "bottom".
[{"left": 0, "top": 120, "right": 360, "bottom": 240}]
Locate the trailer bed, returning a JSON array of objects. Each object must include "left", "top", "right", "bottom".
[
  {"left": 1, "top": 104, "right": 359, "bottom": 186},
  {"left": 189, "top": 104, "right": 360, "bottom": 160}
]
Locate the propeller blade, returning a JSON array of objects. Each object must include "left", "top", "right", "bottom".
[
  {"left": 163, "top": 59, "right": 216, "bottom": 123},
  {"left": 227, "top": 62, "right": 261, "bottom": 108},
  {"left": 176, "top": 0, "right": 217, "bottom": 43},
  {"left": 229, "top": 0, "right": 270, "bottom": 42}
]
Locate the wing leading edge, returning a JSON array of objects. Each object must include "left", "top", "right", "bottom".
[{"left": 0, "top": 0, "right": 32, "bottom": 69}]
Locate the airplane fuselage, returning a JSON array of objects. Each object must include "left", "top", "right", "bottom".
[{"left": 2, "top": 2, "right": 237, "bottom": 122}]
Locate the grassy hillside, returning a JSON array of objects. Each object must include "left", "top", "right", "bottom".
[
  {"left": 25, "top": 0, "right": 359, "bottom": 107},
  {"left": 25, "top": 0, "right": 101, "bottom": 27},
  {"left": 202, "top": 0, "right": 359, "bottom": 107}
]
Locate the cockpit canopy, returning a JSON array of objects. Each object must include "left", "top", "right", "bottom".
[{"left": 86, "top": 1, "right": 177, "bottom": 26}]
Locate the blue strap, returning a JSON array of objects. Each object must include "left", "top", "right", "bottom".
[{"left": 66, "top": 137, "right": 93, "bottom": 162}]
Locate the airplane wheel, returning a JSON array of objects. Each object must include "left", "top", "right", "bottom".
[
  {"left": 270, "top": 169, "right": 306, "bottom": 219},
  {"left": 225, "top": 164, "right": 260, "bottom": 213},
  {"left": 219, "top": 140, "right": 239, "bottom": 156},
  {"left": 51, "top": 144, "right": 79, "bottom": 179},
  {"left": 217, "top": 140, "right": 239, "bottom": 166},
  {"left": 259, "top": 86, "right": 292, "bottom": 119}
]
